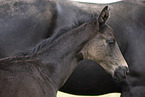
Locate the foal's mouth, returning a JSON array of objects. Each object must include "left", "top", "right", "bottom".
[{"left": 113, "top": 66, "right": 129, "bottom": 81}]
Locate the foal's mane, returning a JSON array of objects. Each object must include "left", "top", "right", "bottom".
[{"left": 28, "top": 13, "right": 98, "bottom": 56}]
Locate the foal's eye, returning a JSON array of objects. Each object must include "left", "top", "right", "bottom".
[{"left": 106, "top": 38, "right": 115, "bottom": 45}]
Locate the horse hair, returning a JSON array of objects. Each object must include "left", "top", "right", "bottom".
[{"left": 26, "top": 13, "right": 98, "bottom": 56}]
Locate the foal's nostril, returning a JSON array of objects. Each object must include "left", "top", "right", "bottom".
[{"left": 113, "top": 66, "right": 129, "bottom": 81}]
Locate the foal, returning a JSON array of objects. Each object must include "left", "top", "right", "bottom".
[{"left": 0, "top": 6, "right": 128, "bottom": 97}]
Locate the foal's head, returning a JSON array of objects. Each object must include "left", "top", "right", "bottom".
[{"left": 81, "top": 6, "right": 129, "bottom": 80}]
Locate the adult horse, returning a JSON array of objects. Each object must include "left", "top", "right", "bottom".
[
  {"left": 0, "top": 0, "right": 57, "bottom": 58},
  {"left": 56, "top": 1, "right": 145, "bottom": 97},
  {"left": 0, "top": 7, "right": 128, "bottom": 97}
]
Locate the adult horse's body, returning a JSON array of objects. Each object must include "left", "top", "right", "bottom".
[
  {"left": 56, "top": 1, "right": 145, "bottom": 97},
  {"left": 0, "top": 0, "right": 57, "bottom": 58},
  {"left": 0, "top": 7, "right": 128, "bottom": 97}
]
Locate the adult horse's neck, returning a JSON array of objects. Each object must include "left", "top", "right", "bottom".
[{"left": 33, "top": 20, "right": 98, "bottom": 89}]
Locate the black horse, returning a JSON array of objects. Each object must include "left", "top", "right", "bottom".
[
  {"left": 0, "top": 0, "right": 143, "bottom": 97},
  {"left": 0, "top": 7, "right": 128, "bottom": 97},
  {"left": 55, "top": 1, "right": 145, "bottom": 97},
  {"left": 0, "top": 0, "right": 57, "bottom": 58}
]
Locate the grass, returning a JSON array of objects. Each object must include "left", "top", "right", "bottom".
[{"left": 57, "top": 91, "right": 120, "bottom": 97}]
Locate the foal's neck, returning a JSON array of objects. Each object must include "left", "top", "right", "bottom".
[{"left": 36, "top": 21, "right": 98, "bottom": 89}]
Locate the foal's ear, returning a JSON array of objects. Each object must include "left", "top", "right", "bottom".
[{"left": 98, "top": 6, "right": 109, "bottom": 25}]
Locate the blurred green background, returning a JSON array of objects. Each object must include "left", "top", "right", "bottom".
[{"left": 57, "top": 92, "right": 120, "bottom": 97}]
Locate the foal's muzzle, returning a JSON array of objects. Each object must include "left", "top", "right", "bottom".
[{"left": 113, "top": 66, "right": 129, "bottom": 81}]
